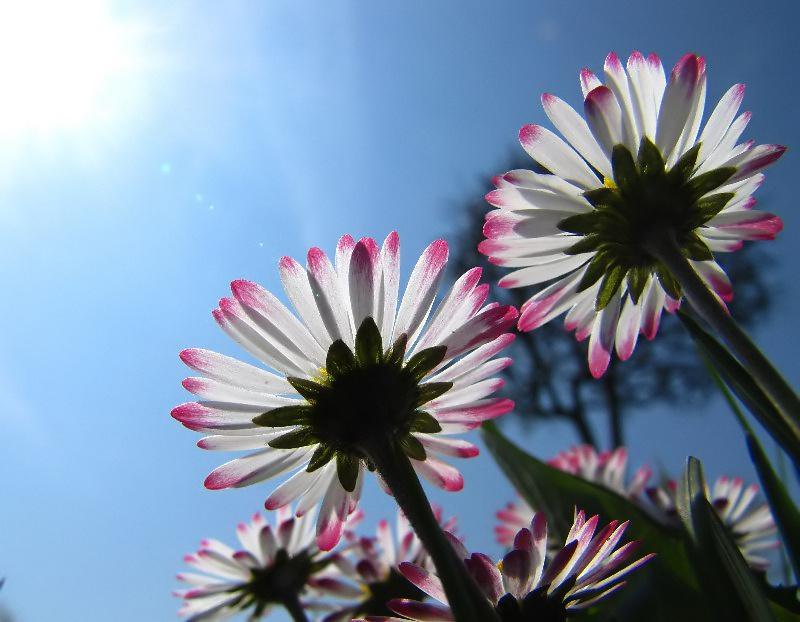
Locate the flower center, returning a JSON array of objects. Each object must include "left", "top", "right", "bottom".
[
  {"left": 558, "top": 137, "right": 736, "bottom": 310},
  {"left": 254, "top": 317, "right": 451, "bottom": 491},
  {"left": 355, "top": 567, "right": 427, "bottom": 617},
  {"left": 244, "top": 548, "right": 317, "bottom": 614}
]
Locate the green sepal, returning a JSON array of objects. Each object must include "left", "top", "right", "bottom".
[
  {"left": 287, "top": 377, "right": 326, "bottom": 401},
  {"left": 576, "top": 252, "right": 611, "bottom": 292},
  {"left": 336, "top": 453, "right": 360, "bottom": 492},
  {"left": 410, "top": 411, "right": 442, "bottom": 434},
  {"left": 415, "top": 381, "right": 453, "bottom": 407},
  {"left": 595, "top": 262, "right": 626, "bottom": 310},
  {"left": 253, "top": 404, "right": 313, "bottom": 427},
  {"left": 582, "top": 187, "right": 620, "bottom": 210},
  {"left": 326, "top": 339, "right": 356, "bottom": 378},
  {"left": 667, "top": 143, "right": 701, "bottom": 185},
  {"left": 685, "top": 166, "right": 736, "bottom": 202},
  {"left": 355, "top": 317, "right": 383, "bottom": 368},
  {"left": 565, "top": 234, "right": 602, "bottom": 255},
  {"left": 557, "top": 211, "right": 600, "bottom": 235},
  {"left": 404, "top": 346, "right": 447, "bottom": 383},
  {"left": 399, "top": 434, "right": 427, "bottom": 461},
  {"left": 268, "top": 427, "right": 318, "bottom": 449},
  {"left": 637, "top": 137, "right": 666, "bottom": 180},
  {"left": 385, "top": 333, "right": 408, "bottom": 366},
  {"left": 696, "top": 192, "right": 735, "bottom": 222},
  {"left": 611, "top": 144, "right": 640, "bottom": 195},
  {"left": 656, "top": 266, "right": 682, "bottom": 300},
  {"left": 307, "top": 444, "right": 336, "bottom": 472},
  {"left": 626, "top": 266, "right": 650, "bottom": 304},
  {"left": 683, "top": 233, "right": 714, "bottom": 261}
]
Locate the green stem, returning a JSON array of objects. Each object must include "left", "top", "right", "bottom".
[
  {"left": 282, "top": 593, "right": 309, "bottom": 622},
  {"left": 364, "top": 438, "right": 500, "bottom": 622},
  {"left": 644, "top": 229, "right": 800, "bottom": 437}
]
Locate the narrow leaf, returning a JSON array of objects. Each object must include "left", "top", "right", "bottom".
[
  {"left": 415, "top": 381, "right": 453, "bottom": 407},
  {"left": 326, "top": 340, "right": 356, "bottom": 377},
  {"left": 595, "top": 263, "right": 626, "bottom": 310},
  {"left": 558, "top": 212, "right": 600, "bottom": 235},
  {"left": 678, "top": 311, "right": 800, "bottom": 463},
  {"left": 399, "top": 434, "right": 427, "bottom": 461},
  {"left": 410, "top": 411, "right": 442, "bottom": 434},
  {"left": 268, "top": 427, "right": 318, "bottom": 449},
  {"left": 637, "top": 137, "right": 666, "bottom": 180},
  {"left": 336, "top": 453, "right": 360, "bottom": 492},
  {"left": 667, "top": 143, "right": 701, "bottom": 185},
  {"left": 685, "top": 167, "right": 736, "bottom": 202},
  {"left": 355, "top": 317, "right": 383, "bottom": 367},
  {"left": 307, "top": 444, "right": 336, "bottom": 472},
  {"left": 404, "top": 346, "right": 447, "bottom": 383},
  {"left": 678, "top": 457, "right": 777, "bottom": 622},
  {"left": 253, "top": 405, "right": 313, "bottom": 427},
  {"left": 287, "top": 377, "right": 326, "bottom": 401}
]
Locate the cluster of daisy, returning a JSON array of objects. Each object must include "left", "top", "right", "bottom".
[
  {"left": 497, "top": 445, "right": 778, "bottom": 570},
  {"left": 171, "top": 50, "right": 787, "bottom": 621}
]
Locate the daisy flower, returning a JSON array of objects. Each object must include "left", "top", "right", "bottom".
[
  {"left": 385, "top": 510, "right": 654, "bottom": 621},
  {"left": 325, "top": 508, "right": 457, "bottom": 621},
  {"left": 174, "top": 507, "right": 356, "bottom": 621},
  {"left": 482, "top": 51, "right": 784, "bottom": 377},
  {"left": 173, "top": 232, "right": 517, "bottom": 550},
  {"left": 646, "top": 475, "right": 778, "bottom": 570},
  {"left": 495, "top": 445, "right": 651, "bottom": 547}
]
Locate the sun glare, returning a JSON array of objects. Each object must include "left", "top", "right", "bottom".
[{"left": 0, "top": 0, "right": 128, "bottom": 135}]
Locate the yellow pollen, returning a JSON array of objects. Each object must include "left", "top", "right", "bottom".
[{"left": 603, "top": 177, "right": 617, "bottom": 189}]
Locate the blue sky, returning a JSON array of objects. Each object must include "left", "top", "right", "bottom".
[{"left": 0, "top": 1, "right": 798, "bottom": 620}]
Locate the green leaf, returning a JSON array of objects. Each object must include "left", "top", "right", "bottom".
[
  {"left": 582, "top": 187, "right": 620, "bottom": 210},
  {"left": 685, "top": 166, "right": 736, "bottom": 202},
  {"left": 576, "top": 252, "right": 611, "bottom": 292},
  {"left": 385, "top": 333, "right": 408, "bottom": 366},
  {"left": 336, "top": 453, "right": 360, "bottom": 492},
  {"left": 307, "top": 444, "right": 336, "bottom": 472},
  {"left": 481, "top": 421, "right": 708, "bottom": 617},
  {"left": 253, "top": 404, "right": 313, "bottom": 427},
  {"left": 678, "top": 311, "right": 800, "bottom": 463},
  {"left": 355, "top": 317, "right": 383, "bottom": 367},
  {"left": 683, "top": 233, "right": 714, "bottom": 261},
  {"left": 558, "top": 211, "right": 601, "bottom": 235},
  {"left": 268, "top": 427, "right": 318, "bottom": 449},
  {"left": 326, "top": 339, "right": 356, "bottom": 377},
  {"left": 399, "top": 434, "right": 427, "bottom": 461},
  {"left": 415, "top": 381, "right": 453, "bottom": 407},
  {"left": 565, "top": 233, "right": 602, "bottom": 256},
  {"left": 655, "top": 266, "right": 682, "bottom": 300},
  {"left": 410, "top": 411, "right": 442, "bottom": 433},
  {"left": 595, "top": 262, "right": 626, "bottom": 310},
  {"left": 287, "top": 376, "right": 326, "bottom": 401},
  {"left": 626, "top": 266, "right": 650, "bottom": 304},
  {"left": 696, "top": 192, "right": 735, "bottom": 222},
  {"left": 746, "top": 433, "right": 800, "bottom": 581},
  {"left": 611, "top": 144, "right": 640, "bottom": 195},
  {"left": 404, "top": 346, "right": 447, "bottom": 383},
  {"left": 667, "top": 143, "right": 701, "bottom": 185},
  {"left": 637, "top": 137, "right": 666, "bottom": 180},
  {"left": 677, "top": 457, "right": 777, "bottom": 622}
]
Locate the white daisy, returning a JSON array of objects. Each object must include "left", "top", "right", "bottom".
[
  {"left": 173, "top": 232, "right": 517, "bottom": 550},
  {"left": 174, "top": 507, "right": 357, "bottom": 621},
  {"left": 482, "top": 51, "right": 784, "bottom": 377}
]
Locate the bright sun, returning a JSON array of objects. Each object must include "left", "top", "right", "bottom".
[{"left": 0, "top": 0, "right": 128, "bottom": 135}]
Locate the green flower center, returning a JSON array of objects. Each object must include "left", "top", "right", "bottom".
[
  {"left": 253, "top": 317, "right": 450, "bottom": 491},
  {"left": 558, "top": 137, "right": 736, "bottom": 310},
  {"left": 240, "top": 548, "right": 323, "bottom": 616}
]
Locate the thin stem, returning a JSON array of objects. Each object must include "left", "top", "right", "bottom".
[
  {"left": 365, "top": 438, "right": 500, "bottom": 622},
  {"left": 281, "top": 593, "right": 309, "bottom": 622},
  {"left": 643, "top": 228, "right": 800, "bottom": 437}
]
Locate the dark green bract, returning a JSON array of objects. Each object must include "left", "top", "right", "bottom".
[
  {"left": 253, "top": 317, "right": 450, "bottom": 492},
  {"left": 558, "top": 137, "right": 736, "bottom": 310}
]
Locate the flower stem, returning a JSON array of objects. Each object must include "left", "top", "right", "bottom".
[
  {"left": 282, "top": 593, "right": 310, "bottom": 622},
  {"left": 365, "top": 438, "right": 500, "bottom": 622},
  {"left": 644, "top": 229, "right": 800, "bottom": 437}
]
